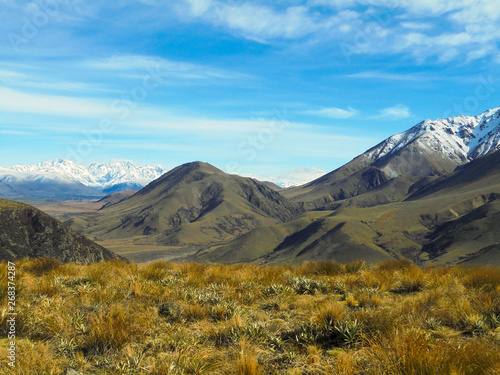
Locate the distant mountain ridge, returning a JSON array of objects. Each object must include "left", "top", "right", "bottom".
[
  {"left": 284, "top": 107, "right": 500, "bottom": 209},
  {"left": 199, "top": 107, "right": 500, "bottom": 266},
  {"left": 0, "top": 159, "right": 167, "bottom": 201},
  {"left": 364, "top": 107, "right": 500, "bottom": 168}
]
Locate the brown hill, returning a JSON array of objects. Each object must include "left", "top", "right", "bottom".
[
  {"left": 0, "top": 199, "right": 120, "bottom": 263},
  {"left": 69, "top": 162, "right": 303, "bottom": 249}
]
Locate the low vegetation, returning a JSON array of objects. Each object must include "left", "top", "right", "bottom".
[{"left": 1, "top": 258, "right": 500, "bottom": 374}]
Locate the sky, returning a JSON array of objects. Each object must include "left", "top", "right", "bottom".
[{"left": 0, "top": 0, "right": 499, "bottom": 185}]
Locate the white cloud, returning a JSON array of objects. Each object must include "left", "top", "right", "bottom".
[
  {"left": 301, "top": 106, "right": 358, "bottom": 119},
  {"left": 400, "top": 22, "right": 433, "bottom": 30},
  {"left": 346, "top": 71, "right": 432, "bottom": 81},
  {"left": 306, "top": 0, "right": 500, "bottom": 62},
  {"left": 375, "top": 104, "right": 412, "bottom": 120},
  {"left": 0, "top": 69, "right": 28, "bottom": 80},
  {"left": 82, "top": 55, "right": 252, "bottom": 81},
  {"left": 214, "top": 4, "right": 314, "bottom": 41},
  {"left": 0, "top": 129, "right": 32, "bottom": 136},
  {"left": 0, "top": 66, "right": 117, "bottom": 93},
  {"left": 0, "top": 88, "right": 113, "bottom": 118},
  {"left": 174, "top": 0, "right": 359, "bottom": 43},
  {"left": 310, "top": 0, "right": 487, "bottom": 16},
  {"left": 183, "top": 0, "right": 212, "bottom": 17}
]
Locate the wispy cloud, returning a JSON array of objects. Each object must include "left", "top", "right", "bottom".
[
  {"left": 0, "top": 67, "right": 116, "bottom": 93},
  {"left": 374, "top": 104, "right": 412, "bottom": 120},
  {"left": 178, "top": 2, "right": 317, "bottom": 41},
  {"left": 0, "top": 86, "right": 365, "bottom": 142},
  {"left": 82, "top": 55, "right": 253, "bottom": 81},
  {"left": 400, "top": 22, "right": 433, "bottom": 31},
  {"left": 173, "top": 0, "right": 361, "bottom": 43},
  {"left": 300, "top": 106, "right": 358, "bottom": 119},
  {"left": 0, "top": 129, "right": 33, "bottom": 136},
  {"left": 346, "top": 71, "right": 436, "bottom": 82},
  {"left": 0, "top": 88, "right": 113, "bottom": 118},
  {"left": 0, "top": 69, "right": 28, "bottom": 80},
  {"left": 297, "top": 0, "right": 500, "bottom": 62}
]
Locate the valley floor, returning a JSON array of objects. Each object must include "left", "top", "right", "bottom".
[{"left": 1, "top": 258, "right": 499, "bottom": 374}]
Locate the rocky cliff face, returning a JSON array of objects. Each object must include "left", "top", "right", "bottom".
[{"left": 0, "top": 199, "right": 120, "bottom": 263}]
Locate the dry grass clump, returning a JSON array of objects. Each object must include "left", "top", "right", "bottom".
[
  {"left": 0, "top": 258, "right": 499, "bottom": 374},
  {"left": 366, "top": 328, "right": 500, "bottom": 375},
  {"left": 20, "top": 256, "right": 61, "bottom": 277}
]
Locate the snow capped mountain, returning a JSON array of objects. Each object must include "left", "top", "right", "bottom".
[
  {"left": 0, "top": 159, "right": 168, "bottom": 191},
  {"left": 284, "top": 107, "right": 500, "bottom": 209},
  {"left": 365, "top": 107, "right": 500, "bottom": 166}
]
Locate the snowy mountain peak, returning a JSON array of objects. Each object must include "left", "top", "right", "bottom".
[
  {"left": 0, "top": 159, "right": 168, "bottom": 191},
  {"left": 366, "top": 107, "right": 500, "bottom": 164}
]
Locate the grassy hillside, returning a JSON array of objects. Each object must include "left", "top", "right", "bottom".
[
  {"left": 202, "top": 151, "right": 500, "bottom": 267},
  {"left": 69, "top": 162, "right": 302, "bottom": 252},
  {"left": 202, "top": 187, "right": 500, "bottom": 267},
  {"left": 0, "top": 199, "right": 120, "bottom": 263},
  {"left": 1, "top": 258, "right": 499, "bottom": 374}
]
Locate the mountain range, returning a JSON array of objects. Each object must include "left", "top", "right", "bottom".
[
  {"left": 2, "top": 107, "right": 500, "bottom": 266},
  {"left": 200, "top": 148, "right": 500, "bottom": 266},
  {"left": 198, "top": 108, "right": 500, "bottom": 266},
  {"left": 283, "top": 107, "right": 500, "bottom": 210},
  {"left": 0, "top": 159, "right": 167, "bottom": 201}
]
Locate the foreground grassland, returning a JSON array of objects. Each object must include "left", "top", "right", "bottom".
[{"left": 1, "top": 259, "right": 500, "bottom": 374}]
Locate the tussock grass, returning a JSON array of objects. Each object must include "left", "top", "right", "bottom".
[{"left": 1, "top": 258, "right": 499, "bottom": 374}]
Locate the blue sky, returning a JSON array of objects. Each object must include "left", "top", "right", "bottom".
[{"left": 1, "top": 0, "right": 499, "bottom": 185}]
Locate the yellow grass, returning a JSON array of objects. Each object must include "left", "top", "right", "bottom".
[{"left": 0, "top": 258, "right": 499, "bottom": 374}]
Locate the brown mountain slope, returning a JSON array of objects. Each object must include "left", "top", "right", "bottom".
[
  {"left": 199, "top": 150, "right": 500, "bottom": 266},
  {"left": 406, "top": 149, "right": 500, "bottom": 201},
  {"left": 282, "top": 138, "right": 461, "bottom": 210},
  {"left": 69, "top": 162, "right": 303, "bottom": 249},
  {"left": 281, "top": 108, "right": 500, "bottom": 210},
  {"left": 197, "top": 211, "right": 394, "bottom": 265},
  {"left": 97, "top": 190, "right": 137, "bottom": 209},
  {"left": 0, "top": 199, "right": 120, "bottom": 263}
]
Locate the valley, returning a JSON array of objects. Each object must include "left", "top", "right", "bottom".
[{"left": 2, "top": 108, "right": 500, "bottom": 267}]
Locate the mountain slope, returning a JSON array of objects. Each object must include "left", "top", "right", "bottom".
[
  {"left": 69, "top": 162, "right": 304, "bottom": 249},
  {"left": 197, "top": 211, "right": 394, "bottom": 265},
  {"left": 0, "top": 199, "right": 120, "bottom": 263},
  {"left": 284, "top": 108, "right": 500, "bottom": 209},
  {"left": 406, "top": 147, "right": 500, "bottom": 201},
  {"left": 200, "top": 148, "right": 500, "bottom": 266},
  {"left": 97, "top": 190, "right": 137, "bottom": 209}
]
